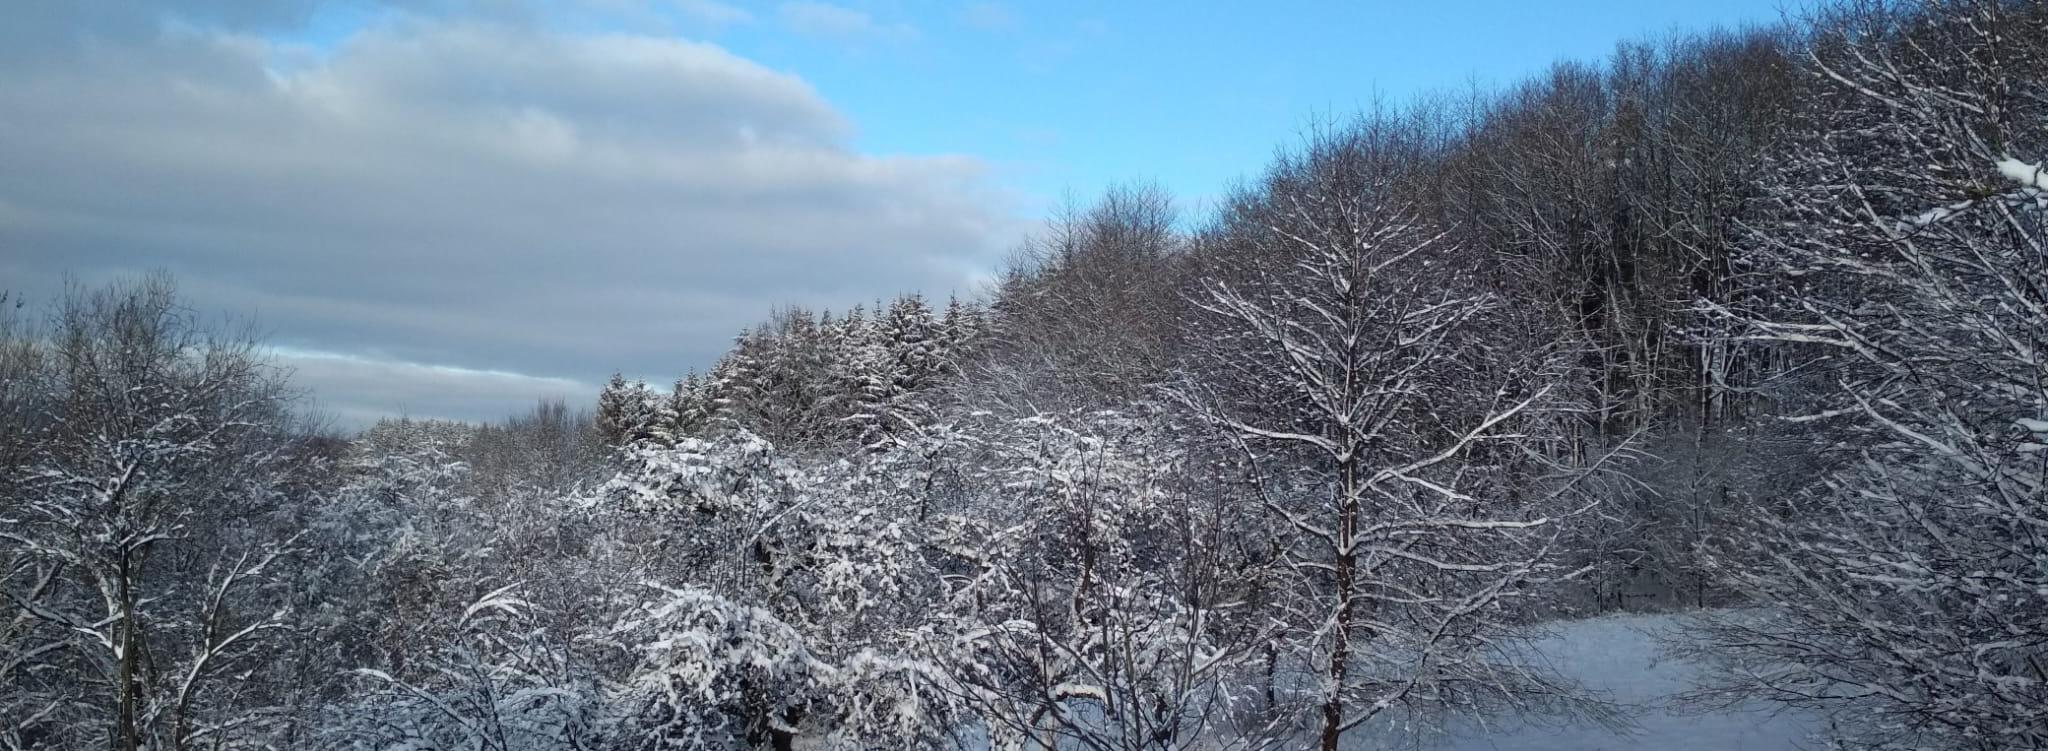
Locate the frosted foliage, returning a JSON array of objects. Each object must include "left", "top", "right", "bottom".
[{"left": 591, "top": 430, "right": 781, "bottom": 517}]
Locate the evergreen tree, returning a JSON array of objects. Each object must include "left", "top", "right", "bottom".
[
  {"left": 822, "top": 304, "right": 877, "bottom": 439},
  {"left": 756, "top": 308, "right": 833, "bottom": 446},
  {"left": 708, "top": 328, "right": 769, "bottom": 429},
  {"left": 883, "top": 294, "right": 941, "bottom": 397},
  {"left": 936, "top": 295, "right": 985, "bottom": 375},
  {"left": 595, "top": 373, "right": 642, "bottom": 446},
  {"left": 661, "top": 371, "right": 712, "bottom": 440},
  {"left": 838, "top": 302, "right": 900, "bottom": 443}
]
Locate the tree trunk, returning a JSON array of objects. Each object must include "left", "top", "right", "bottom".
[
  {"left": 113, "top": 547, "right": 140, "bottom": 751},
  {"left": 1263, "top": 640, "right": 1278, "bottom": 712},
  {"left": 770, "top": 706, "right": 800, "bottom": 751},
  {"left": 1318, "top": 468, "right": 1360, "bottom": 751}
]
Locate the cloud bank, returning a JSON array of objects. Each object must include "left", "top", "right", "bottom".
[{"left": 0, "top": 2, "right": 1015, "bottom": 426}]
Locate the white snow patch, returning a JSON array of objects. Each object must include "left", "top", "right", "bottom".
[
  {"left": 1997, "top": 157, "right": 2044, "bottom": 191},
  {"left": 1383, "top": 612, "right": 1823, "bottom": 751}
]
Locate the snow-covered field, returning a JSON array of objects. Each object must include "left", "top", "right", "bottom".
[
  {"left": 1405, "top": 612, "right": 1823, "bottom": 751},
  {"left": 981, "top": 611, "right": 1825, "bottom": 751}
]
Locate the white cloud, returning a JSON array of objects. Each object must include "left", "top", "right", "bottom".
[
  {"left": 958, "top": 2, "right": 1015, "bottom": 31},
  {"left": 0, "top": 9, "right": 1017, "bottom": 427},
  {"left": 668, "top": 0, "right": 753, "bottom": 27},
  {"left": 272, "top": 347, "right": 596, "bottom": 427},
  {"left": 570, "top": 0, "right": 756, "bottom": 32},
  {"left": 777, "top": 1, "right": 917, "bottom": 43}
]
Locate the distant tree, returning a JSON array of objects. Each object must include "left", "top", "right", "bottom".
[
  {"left": 883, "top": 296, "right": 941, "bottom": 395},
  {"left": 657, "top": 372, "right": 712, "bottom": 442},
  {"left": 758, "top": 308, "right": 836, "bottom": 447},
  {"left": 983, "top": 185, "right": 1183, "bottom": 410},
  {"left": 597, "top": 373, "right": 659, "bottom": 447},
  {"left": 825, "top": 304, "right": 884, "bottom": 442}
]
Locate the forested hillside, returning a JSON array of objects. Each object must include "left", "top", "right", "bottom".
[{"left": 4, "top": 1, "right": 2047, "bottom": 749}]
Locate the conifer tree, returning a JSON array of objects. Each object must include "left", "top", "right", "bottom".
[
  {"left": 937, "top": 295, "right": 985, "bottom": 375},
  {"left": 596, "top": 373, "right": 641, "bottom": 446},
  {"left": 883, "top": 294, "right": 940, "bottom": 397}
]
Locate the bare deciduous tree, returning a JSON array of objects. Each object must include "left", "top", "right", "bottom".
[
  {"left": 1180, "top": 118, "right": 1612, "bottom": 750},
  {"left": 1, "top": 275, "right": 307, "bottom": 750},
  {"left": 1689, "top": 3, "right": 2048, "bottom": 747}
]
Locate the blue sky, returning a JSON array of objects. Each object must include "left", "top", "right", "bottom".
[
  {"left": 757, "top": 0, "right": 1794, "bottom": 215},
  {"left": 3, "top": 0, "right": 1795, "bottom": 425},
  {"left": 292, "top": 0, "right": 1793, "bottom": 215}
]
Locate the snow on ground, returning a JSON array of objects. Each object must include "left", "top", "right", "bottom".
[
  {"left": 1401, "top": 611, "right": 1823, "bottom": 751},
  {"left": 954, "top": 611, "right": 1822, "bottom": 750}
]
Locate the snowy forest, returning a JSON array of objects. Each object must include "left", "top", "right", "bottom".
[{"left": 4, "top": 0, "right": 2048, "bottom": 749}]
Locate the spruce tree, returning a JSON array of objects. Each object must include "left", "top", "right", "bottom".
[{"left": 595, "top": 372, "right": 637, "bottom": 446}]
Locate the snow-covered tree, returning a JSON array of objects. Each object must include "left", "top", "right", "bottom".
[
  {"left": 921, "top": 410, "right": 1267, "bottom": 751},
  {"left": 833, "top": 303, "right": 898, "bottom": 445},
  {"left": 984, "top": 185, "right": 1184, "bottom": 409},
  {"left": 658, "top": 372, "right": 713, "bottom": 443},
  {"left": 937, "top": 295, "right": 988, "bottom": 373},
  {"left": 758, "top": 308, "right": 838, "bottom": 447},
  {"left": 1182, "top": 119, "right": 1609, "bottom": 750},
  {"left": 883, "top": 296, "right": 940, "bottom": 390},
  {"left": 0, "top": 276, "right": 309, "bottom": 751},
  {"left": 293, "top": 421, "right": 476, "bottom": 679},
  {"left": 609, "top": 582, "right": 957, "bottom": 751},
  {"left": 597, "top": 373, "right": 635, "bottom": 445},
  {"left": 322, "top": 585, "right": 599, "bottom": 751},
  {"left": 585, "top": 425, "right": 963, "bottom": 748},
  {"left": 1688, "top": 3, "right": 2048, "bottom": 748},
  {"left": 597, "top": 373, "right": 662, "bottom": 447},
  {"left": 871, "top": 295, "right": 945, "bottom": 436}
]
